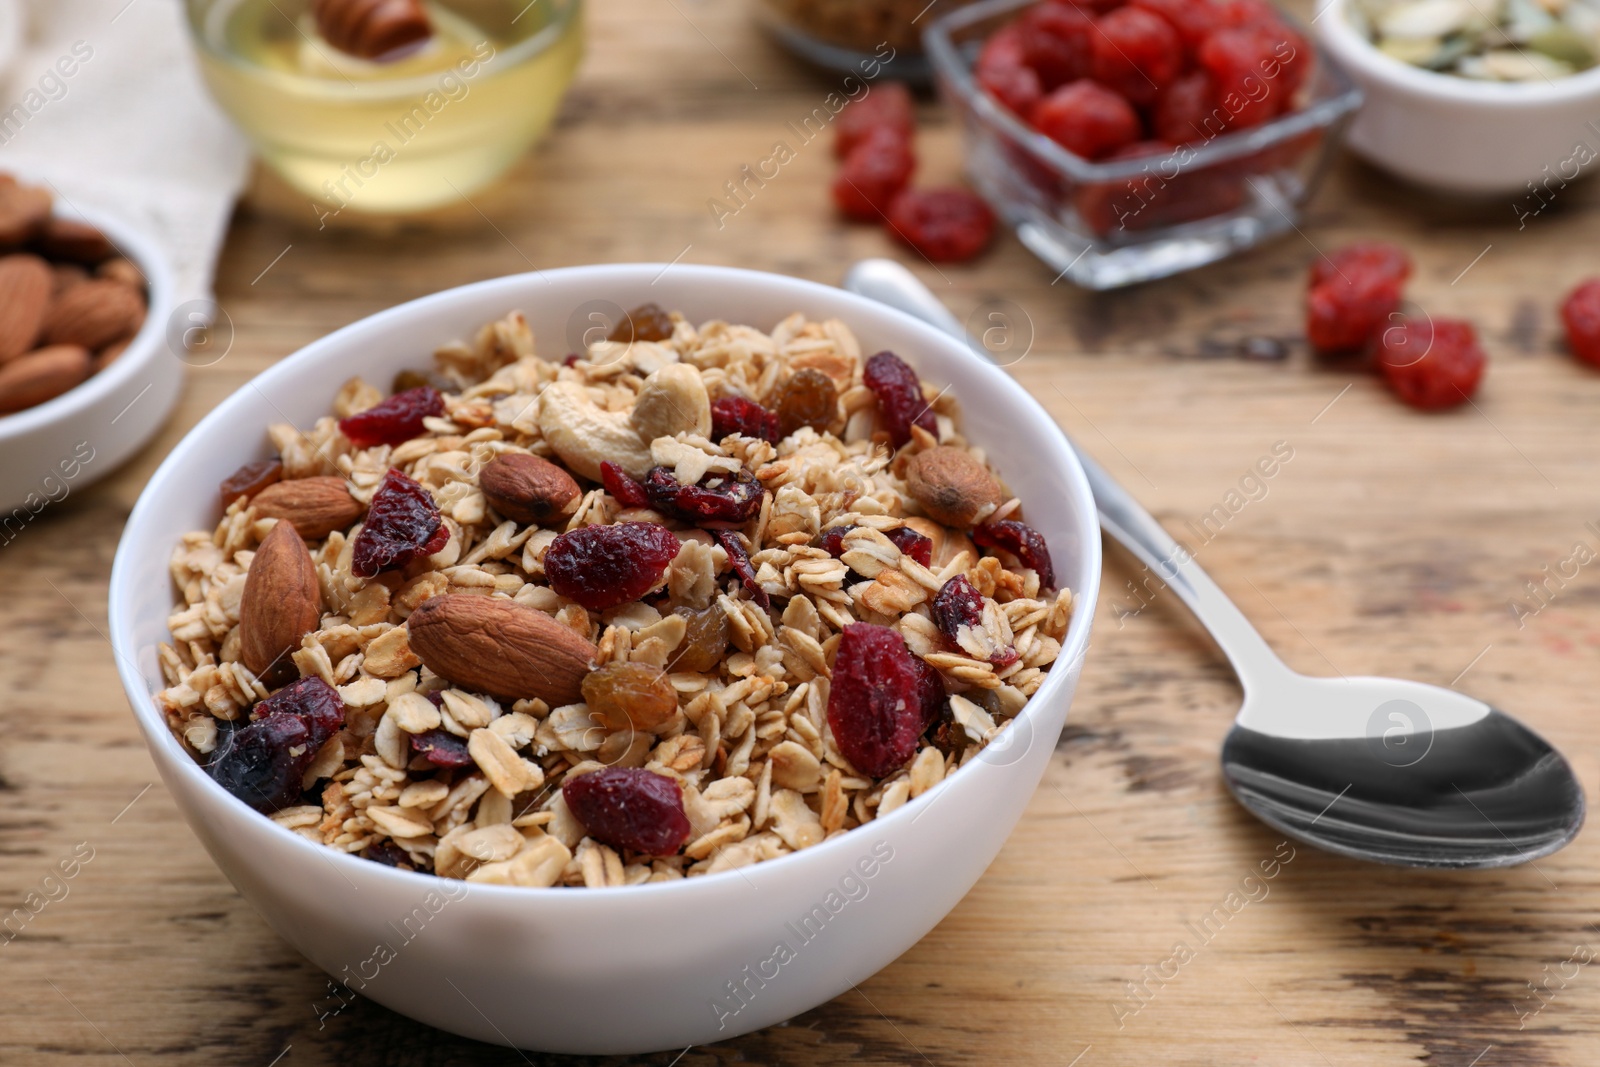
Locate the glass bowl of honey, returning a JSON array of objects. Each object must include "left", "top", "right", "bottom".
[{"left": 185, "top": 0, "right": 583, "bottom": 216}]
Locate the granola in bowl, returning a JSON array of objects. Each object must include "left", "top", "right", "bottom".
[{"left": 155, "top": 304, "right": 1072, "bottom": 889}]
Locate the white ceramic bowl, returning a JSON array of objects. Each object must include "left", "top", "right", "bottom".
[
  {"left": 0, "top": 200, "right": 180, "bottom": 514},
  {"left": 1316, "top": 0, "right": 1600, "bottom": 195},
  {"left": 108, "top": 265, "right": 1101, "bottom": 1054}
]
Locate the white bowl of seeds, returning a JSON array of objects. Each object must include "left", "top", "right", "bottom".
[{"left": 1318, "top": 0, "right": 1600, "bottom": 194}]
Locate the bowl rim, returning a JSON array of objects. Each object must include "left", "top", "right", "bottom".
[
  {"left": 108, "top": 262, "right": 1103, "bottom": 902},
  {"left": 183, "top": 0, "right": 582, "bottom": 100},
  {"left": 924, "top": 0, "right": 1364, "bottom": 182},
  {"left": 0, "top": 195, "right": 176, "bottom": 441},
  {"left": 1316, "top": 0, "right": 1600, "bottom": 104}
]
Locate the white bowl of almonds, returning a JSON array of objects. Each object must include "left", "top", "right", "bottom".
[
  {"left": 108, "top": 264, "right": 1099, "bottom": 1053},
  {"left": 0, "top": 172, "right": 176, "bottom": 514},
  {"left": 1318, "top": 0, "right": 1600, "bottom": 194}
]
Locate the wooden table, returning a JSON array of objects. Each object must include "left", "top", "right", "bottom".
[{"left": 6, "top": 1, "right": 1600, "bottom": 1063}]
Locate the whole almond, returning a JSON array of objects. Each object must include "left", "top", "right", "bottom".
[
  {"left": 0, "top": 345, "right": 91, "bottom": 414},
  {"left": 313, "top": 0, "right": 433, "bottom": 60},
  {"left": 408, "top": 594, "right": 597, "bottom": 705},
  {"left": 52, "top": 262, "right": 89, "bottom": 296},
  {"left": 252, "top": 476, "right": 364, "bottom": 541},
  {"left": 97, "top": 257, "right": 145, "bottom": 290},
  {"left": 35, "top": 217, "right": 115, "bottom": 264},
  {"left": 41, "top": 279, "right": 146, "bottom": 351},
  {"left": 0, "top": 254, "right": 54, "bottom": 363},
  {"left": 479, "top": 453, "right": 581, "bottom": 525},
  {"left": 0, "top": 179, "right": 51, "bottom": 246},
  {"left": 240, "top": 520, "right": 323, "bottom": 684},
  {"left": 905, "top": 446, "right": 1005, "bottom": 528}
]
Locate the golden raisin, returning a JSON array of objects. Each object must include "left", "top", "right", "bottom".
[
  {"left": 770, "top": 368, "right": 838, "bottom": 438},
  {"left": 668, "top": 604, "right": 730, "bottom": 673},
  {"left": 609, "top": 303, "right": 676, "bottom": 344},
  {"left": 582, "top": 662, "right": 679, "bottom": 733}
]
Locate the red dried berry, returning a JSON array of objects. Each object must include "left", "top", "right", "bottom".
[
  {"left": 713, "top": 529, "right": 771, "bottom": 609},
  {"left": 1017, "top": 1, "right": 1094, "bottom": 89},
  {"left": 207, "top": 713, "right": 316, "bottom": 813},
  {"left": 1561, "top": 279, "right": 1600, "bottom": 368},
  {"left": 253, "top": 675, "right": 345, "bottom": 748},
  {"left": 352, "top": 468, "right": 449, "bottom": 578},
  {"left": 1197, "top": 25, "right": 1302, "bottom": 129},
  {"left": 610, "top": 303, "right": 676, "bottom": 344},
  {"left": 863, "top": 350, "right": 938, "bottom": 448},
  {"left": 973, "top": 519, "right": 1056, "bottom": 588},
  {"left": 886, "top": 188, "right": 996, "bottom": 264},
  {"left": 832, "top": 127, "right": 916, "bottom": 221},
  {"left": 1376, "top": 318, "right": 1485, "bottom": 411},
  {"left": 562, "top": 353, "right": 582, "bottom": 368},
  {"left": 911, "top": 651, "right": 949, "bottom": 729},
  {"left": 410, "top": 727, "right": 473, "bottom": 768},
  {"left": 601, "top": 461, "right": 651, "bottom": 509},
  {"left": 362, "top": 841, "right": 413, "bottom": 868},
  {"left": 220, "top": 457, "right": 283, "bottom": 510},
  {"left": 643, "top": 466, "right": 765, "bottom": 527},
  {"left": 1031, "top": 80, "right": 1142, "bottom": 160},
  {"left": 1130, "top": 0, "right": 1228, "bottom": 48},
  {"left": 1090, "top": 6, "right": 1183, "bottom": 106},
  {"left": 932, "top": 575, "right": 1019, "bottom": 668},
  {"left": 1153, "top": 72, "right": 1220, "bottom": 144},
  {"left": 816, "top": 524, "right": 855, "bottom": 558},
  {"left": 1075, "top": 141, "right": 1247, "bottom": 236},
  {"left": 827, "top": 623, "right": 937, "bottom": 777},
  {"left": 710, "top": 396, "right": 780, "bottom": 444},
  {"left": 885, "top": 525, "right": 933, "bottom": 567},
  {"left": 338, "top": 386, "right": 444, "bottom": 449},
  {"left": 562, "top": 766, "right": 691, "bottom": 855},
  {"left": 544, "top": 521, "right": 682, "bottom": 611},
  {"left": 1306, "top": 242, "right": 1411, "bottom": 353},
  {"left": 835, "top": 81, "right": 915, "bottom": 159},
  {"left": 976, "top": 26, "right": 1044, "bottom": 116}
]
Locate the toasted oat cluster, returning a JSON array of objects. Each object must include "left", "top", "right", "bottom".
[{"left": 156, "top": 306, "right": 1072, "bottom": 887}]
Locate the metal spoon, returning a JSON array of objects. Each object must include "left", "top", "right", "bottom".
[{"left": 844, "top": 258, "right": 1584, "bottom": 868}]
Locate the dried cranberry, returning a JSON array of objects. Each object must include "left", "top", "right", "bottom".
[
  {"left": 609, "top": 303, "right": 675, "bottom": 344},
  {"left": 643, "top": 466, "right": 765, "bottom": 527},
  {"left": 816, "top": 524, "right": 855, "bottom": 558},
  {"left": 562, "top": 766, "right": 691, "bottom": 855},
  {"left": 1153, "top": 72, "right": 1220, "bottom": 145},
  {"left": 352, "top": 468, "right": 448, "bottom": 578},
  {"left": 1562, "top": 279, "right": 1600, "bottom": 368},
  {"left": 339, "top": 387, "right": 444, "bottom": 449},
  {"left": 833, "top": 127, "right": 915, "bottom": 221},
  {"left": 1306, "top": 243, "right": 1411, "bottom": 354},
  {"left": 253, "top": 675, "right": 345, "bottom": 748},
  {"left": 714, "top": 529, "right": 770, "bottom": 609},
  {"left": 207, "top": 713, "right": 316, "bottom": 813},
  {"left": 601, "top": 461, "right": 651, "bottom": 508},
  {"left": 973, "top": 519, "right": 1056, "bottom": 588},
  {"left": 1076, "top": 142, "right": 1247, "bottom": 236},
  {"left": 562, "top": 353, "right": 581, "bottom": 368},
  {"left": 411, "top": 727, "right": 473, "bottom": 768},
  {"left": 220, "top": 457, "right": 283, "bottom": 510},
  {"left": 887, "top": 526, "right": 933, "bottom": 567},
  {"left": 545, "top": 521, "right": 682, "bottom": 611},
  {"left": 1130, "top": 0, "right": 1227, "bottom": 48},
  {"left": 770, "top": 368, "right": 839, "bottom": 437},
  {"left": 1198, "top": 25, "right": 1302, "bottom": 129},
  {"left": 976, "top": 26, "right": 1044, "bottom": 116},
  {"left": 362, "top": 840, "right": 413, "bottom": 868},
  {"left": 912, "top": 652, "right": 949, "bottom": 729},
  {"left": 1031, "top": 80, "right": 1141, "bottom": 160},
  {"left": 863, "top": 350, "right": 938, "bottom": 448},
  {"left": 932, "top": 575, "right": 1019, "bottom": 668},
  {"left": 1017, "top": 2, "right": 1094, "bottom": 89},
  {"left": 1089, "top": 6, "right": 1183, "bottom": 106},
  {"left": 886, "top": 188, "right": 996, "bottom": 264},
  {"left": 835, "top": 81, "right": 915, "bottom": 159},
  {"left": 1376, "top": 318, "right": 1485, "bottom": 411},
  {"left": 710, "top": 396, "right": 780, "bottom": 444},
  {"left": 827, "top": 623, "right": 936, "bottom": 777}
]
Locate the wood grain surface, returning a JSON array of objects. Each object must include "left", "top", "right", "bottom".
[{"left": 4, "top": 1, "right": 1600, "bottom": 1064}]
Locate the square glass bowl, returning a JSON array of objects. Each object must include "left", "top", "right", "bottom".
[{"left": 924, "top": 0, "right": 1362, "bottom": 289}]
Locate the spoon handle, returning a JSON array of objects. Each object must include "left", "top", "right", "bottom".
[{"left": 843, "top": 259, "right": 1291, "bottom": 688}]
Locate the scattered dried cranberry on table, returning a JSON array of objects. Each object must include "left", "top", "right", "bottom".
[
  {"left": 157, "top": 308, "right": 1072, "bottom": 886},
  {"left": 1561, "top": 279, "right": 1600, "bottom": 368},
  {"left": 1306, "top": 242, "right": 1412, "bottom": 355},
  {"left": 1376, "top": 318, "right": 1485, "bottom": 412}
]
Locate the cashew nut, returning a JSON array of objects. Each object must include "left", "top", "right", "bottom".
[
  {"left": 537, "top": 381, "right": 653, "bottom": 482},
  {"left": 631, "top": 363, "right": 711, "bottom": 443}
]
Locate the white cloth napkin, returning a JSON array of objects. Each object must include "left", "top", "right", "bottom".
[{"left": 0, "top": 0, "right": 251, "bottom": 305}]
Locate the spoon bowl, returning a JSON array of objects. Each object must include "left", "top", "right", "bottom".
[{"left": 844, "top": 257, "right": 1586, "bottom": 868}]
